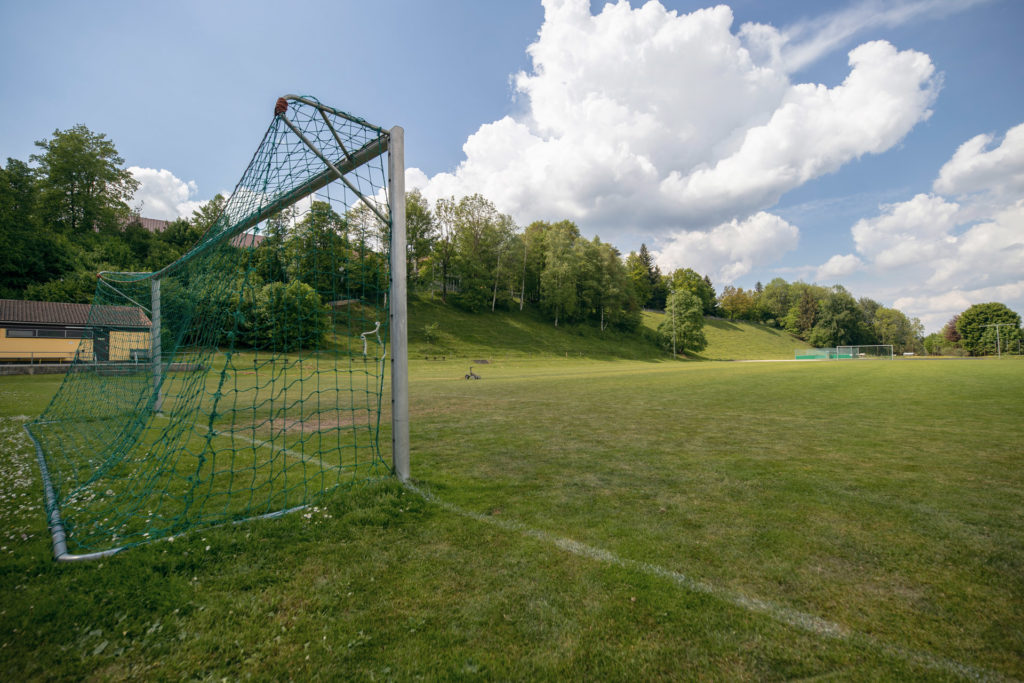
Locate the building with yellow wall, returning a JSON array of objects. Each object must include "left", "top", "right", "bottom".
[{"left": 0, "top": 299, "right": 151, "bottom": 364}]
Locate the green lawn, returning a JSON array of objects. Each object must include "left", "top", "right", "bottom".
[
  {"left": 641, "top": 310, "right": 804, "bottom": 360},
  {"left": 409, "top": 293, "right": 667, "bottom": 360},
  {"left": 2, "top": 358, "right": 1022, "bottom": 679}
]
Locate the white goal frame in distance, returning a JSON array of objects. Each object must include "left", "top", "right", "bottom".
[{"left": 836, "top": 344, "right": 893, "bottom": 359}]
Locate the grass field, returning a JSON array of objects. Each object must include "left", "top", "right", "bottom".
[
  {"left": 2, "top": 356, "right": 1022, "bottom": 679},
  {"left": 408, "top": 292, "right": 804, "bottom": 362},
  {"left": 641, "top": 311, "right": 802, "bottom": 360}
]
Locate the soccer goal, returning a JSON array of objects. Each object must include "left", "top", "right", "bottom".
[
  {"left": 24, "top": 95, "right": 408, "bottom": 560},
  {"left": 835, "top": 344, "right": 894, "bottom": 360}
]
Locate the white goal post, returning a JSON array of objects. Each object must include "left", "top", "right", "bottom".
[{"left": 835, "top": 344, "right": 894, "bottom": 359}]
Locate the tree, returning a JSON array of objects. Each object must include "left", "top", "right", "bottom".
[
  {"left": 31, "top": 125, "right": 139, "bottom": 234},
  {"left": 519, "top": 221, "right": 551, "bottom": 307},
  {"left": 490, "top": 214, "right": 518, "bottom": 311},
  {"left": 717, "top": 285, "right": 757, "bottom": 320},
  {"left": 858, "top": 297, "right": 882, "bottom": 325},
  {"left": 872, "top": 306, "right": 923, "bottom": 354},
  {"left": 284, "top": 201, "right": 350, "bottom": 300},
  {"left": 783, "top": 283, "right": 826, "bottom": 339},
  {"left": 0, "top": 157, "right": 75, "bottom": 296},
  {"left": 808, "top": 286, "right": 873, "bottom": 348},
  {"left": 447, "top": 194, "right": 513, "bottom": 312},
  {"left": 641, "top": 247, "right": 668, "bottom": 310},
  {"left": 190, "top": 194, "right": 227, "bottom": 237},
  {"left": 252, "top": 206, "right": 296, "bottom": 285},
  {"left": 592, "top": 239, "right": 639, "bottom": 331},
  {"left": 942, "top": 314, "right": 961, "bottom": 344},
  {"left": 253, "top": 280, "right": 330, "bottom": 352},
  {"left": 405, "top": 189, "right": 436, "bottom": 288},
  {"left": 22, "top": 270, "right": 97, "bottom": 304},
  {"left": 759, "top": 278, "right": 791, "bottom": 327},
  {"left": 540, "top": 223, "right": 578, "bottom": 326},
  {"left": 955, "top": 302, "right": 1022, "bottom": 356},
  {"left": 922, "top": 332, "right": 946, "bottom": 356},
  {"left": 158, "top": 217, "right": 204, "bottom": 251},
  {"left": 431, "top": 197, "right": 459, "bottom": 302},
  {"left": 625, "top": 250, "right": 652, "bottom": 309},
  {"left": 658, "top": 289, "right": 707, "bottom": 355},
  {"left": 667, "top": 268, "right": 716, "bottom": 315}
]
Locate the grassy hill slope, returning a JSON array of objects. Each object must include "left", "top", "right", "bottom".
[
  {"left": 407, "top": 294, "right": 802, "bottom": 361},
  {"left": 407, "top": 294, "right": 663, "bottom": 360},
  {"left": 642, "top": 311, "right": 802, "bottom": 360}
]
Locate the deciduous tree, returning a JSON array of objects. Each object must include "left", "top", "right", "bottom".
[
  {"left": 658, "top": 289, "right": 707, "bottom": 354},
  {"left": 0, "top": 158, "right": 74, "bottom": 296},
  {"left": 955, "top": 302, "right": 1022, "bottom": 356},
  {"left": 31, "top": 125, "right": 139, "bottom": 234}
]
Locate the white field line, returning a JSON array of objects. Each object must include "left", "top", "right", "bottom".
[
  {"left": 153, "top": 413, "right": 342, "bottom": 471},
  {"left": 406, "top": 483, "right": 1009, "bottom": 683},
  {"left": 202, "top": 426, "right": 341, "bottom": 471}
]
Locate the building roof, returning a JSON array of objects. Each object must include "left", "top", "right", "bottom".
[
  {"left": 127, "top": 213, "right": 266, "bottom": 248},
  {"left": 230, "top": 231, "right": 267, "bottom": 248},
  {"left": 129, "top": 216, "right": 171, "bottom": 233},
  {"left": 0, "top": 299, "right": 151, "bottom": 328}
]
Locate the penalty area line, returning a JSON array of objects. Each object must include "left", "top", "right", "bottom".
[{"left": 406, "top": 483, "right": 1005, "bottom": 682}]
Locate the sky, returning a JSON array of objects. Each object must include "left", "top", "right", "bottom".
[{"left": 1, "top": 0, "right": 1022, "bottom": 332}]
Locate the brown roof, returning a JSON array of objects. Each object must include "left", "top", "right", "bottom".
[
  {"left": 139, "top": 216, "right": 170, "bottom": 232},
  {"left": 127, "top": 214, "right": 266, "bottom": 249},
  {"left": 124, "top": 215, "right": 171, "bottom": 233},
  {"left": 0, "top": 299, "right": 151, "bottom": 328},
  {"left": 230, "top": 231, "right": 267, "bottom": 248}
]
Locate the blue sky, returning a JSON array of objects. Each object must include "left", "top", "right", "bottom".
[{"left": 1, "top": 0, "right": 1022, "bottom": 331}]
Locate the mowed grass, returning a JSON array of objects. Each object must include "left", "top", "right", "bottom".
[
  {"left": 1, "top": 358, "right": 1023, "bottom": 679},
  {"left": 409, "top": 293, "right": 667, "bottom": 360},
  {"left": 642, "top": 310, "right": 803, "bottom": 360}
]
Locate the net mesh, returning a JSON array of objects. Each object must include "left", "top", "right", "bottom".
[{"left": 26, "top": 96, "right": 394, "bottom": 556}]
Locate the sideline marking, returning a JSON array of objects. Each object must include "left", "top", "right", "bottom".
[{"left": 407, "top": 483, "right": 1006, "bottom": 682}]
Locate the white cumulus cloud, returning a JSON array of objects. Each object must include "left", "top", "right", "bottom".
[
  {"left": 817, "top": 121, "right": 1024, "bottom": 332},
  {"left": 660, "top": 40, "right": 937, "bottom": 222},
  {"left": 933, "top": 122, "right": 1024, "bottom": 198},
  {"left": 654, "top": 212, "right": 799, "bottom": 284},
  {"left": 129, "top": 167, "right": 206, "bottom": 220},
  {"left": 850, "top": 193, "right": 960, "bottom": 269},
  {"left": 815, "top": 254, "right": 863, "bottom": 282},
  {"left": 409, "top": 0, "right": 941, "bottom": 284}
]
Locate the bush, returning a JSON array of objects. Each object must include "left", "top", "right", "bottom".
[
  {"left": 423, "top": 322, "right": 440, "bottom": 345},
  {"left": 253, "top": 280, "right": 329, "bottom": 352}
]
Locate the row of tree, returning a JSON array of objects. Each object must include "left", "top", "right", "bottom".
[
  {"left": 924, "top": 303, "right": 1023, "bottom": 356},
  {"left": 413, "top": 193, "right": 643, "bottom": 331},
  {"left": 0, "top": 125, "right": 227, "bottom": 303},
  {"left": 713, "top": 279, "right": 925, "bottom": 353},
  {"left": 4, "top": 123, "right": 1020, "bottom": 357}
]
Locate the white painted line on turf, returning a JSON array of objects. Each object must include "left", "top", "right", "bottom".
[
  {"left": 406, "top": 482, "right": 1008, "bottom": 682},
  {"left": 152, "top": 413, "right": 342, "bottom": 471}
]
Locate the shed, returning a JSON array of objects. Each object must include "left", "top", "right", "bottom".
[{"left": 0, "top": 299, "right": 151, "bottom": 363}]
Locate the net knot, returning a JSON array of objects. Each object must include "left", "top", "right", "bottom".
[{"left": 274, "top": 97, "right": 288, "bottom": 116}]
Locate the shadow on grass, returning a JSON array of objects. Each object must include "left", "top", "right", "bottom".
[{"left": 705, "top": 318, "right": 743, "bottom": 332}]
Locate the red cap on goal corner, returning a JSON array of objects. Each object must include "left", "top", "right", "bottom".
[{"left": 274, "top": 97, "right": 288, "bottom": 116}]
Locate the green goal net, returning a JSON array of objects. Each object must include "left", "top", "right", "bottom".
[
  {"left": 25, "top": 95, "right": 406, "bottom": 560},
  {"left": 836, "top": 345, "right": 894, "bottom": 359}
]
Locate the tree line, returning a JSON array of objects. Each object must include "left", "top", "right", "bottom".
[
  {"left": 923, "top": 304, "right": 1023, "bottom": 357},
  {"left": 0, "top": 125, "right": 217, "bottom": 303},
  {"left": 3, "top": 123, "right": 1020, "bottom": 357}
]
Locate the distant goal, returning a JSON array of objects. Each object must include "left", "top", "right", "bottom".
[
  {"left": 836, "top": 344, "right": 893, "bottom": 360},
  {"left": 795, "top": 345, "right": 894, "bottom": 360}
]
